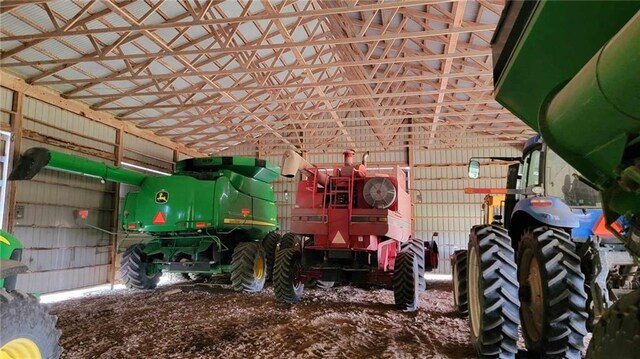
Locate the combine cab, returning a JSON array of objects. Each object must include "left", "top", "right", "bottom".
[
  {"left": 273, "top": 150, "right": 437, "bottom": 310},
  {"left": 10, "top": 147, "right": 282, "bottom": 293}
]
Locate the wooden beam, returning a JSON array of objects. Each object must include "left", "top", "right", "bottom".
[
  {"left": 0, "top": 71, "right": 203, "bottom": 157},
  {"left": 1, "top": 0, "right": 458, "bottom": 42}
]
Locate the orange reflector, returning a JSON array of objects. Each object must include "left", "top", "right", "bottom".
[
  {"left": 152, "top": 211, "right": 166, "bottom": 224},
  {"left": 464, "top": 188, "right": 508, "bottom": 194},
  {"left": 593, "top": 216, "right": 622, "bottom": 238},
  {"left": 78, "top": 210, "right": 89, "bottom": 219},
  {"left": 241, "top": 208, "right": 250, "bottom": 217},
  {"left": 195, "top": 222, "right": 206, "bottom": 228},
  {"left": 127, "top": 224, "right": 136, "bottom": 229},
  {"left": 531, "top": 199, "right": 553, "bottom": 206}
]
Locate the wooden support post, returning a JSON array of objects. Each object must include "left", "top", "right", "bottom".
[
  {"left": 407, "top": 121, "right": 417, "bottom": 235},
  {"left": 6, "top": 90, "right": 24, "bottom": 232},
  {"left": 108, "top": 128, "right": 124, "bottom": 287}
]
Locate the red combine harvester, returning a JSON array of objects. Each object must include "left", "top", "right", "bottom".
[{"left": 273, "top": 149, "right": 437, "bottom": 310}]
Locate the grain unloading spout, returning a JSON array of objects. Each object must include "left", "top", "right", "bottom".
[
  {"left": 9, "top": 147, "right": 147, "bottom": 186},
  {"left": 281, "top": 149, "right": 328, "bottom": 186}
]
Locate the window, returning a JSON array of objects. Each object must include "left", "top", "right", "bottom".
[{"left": 0, "top": 131, "right": 12, "bottom": 229}]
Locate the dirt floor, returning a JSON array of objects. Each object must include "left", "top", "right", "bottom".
[{"left": 50, "top": 275, "right": 478, "bottom": 359}]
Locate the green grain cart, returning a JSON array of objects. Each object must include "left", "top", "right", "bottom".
[
  {"left": 486, "top": 2, "right": 639, "bottom": 358},
  {"left": 9, "top": 147, "right": 283, "bottom": 292}
]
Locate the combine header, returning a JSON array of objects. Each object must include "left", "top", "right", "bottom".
[{"left": 274, "top": 150, "right": 436, "bottom": 310}]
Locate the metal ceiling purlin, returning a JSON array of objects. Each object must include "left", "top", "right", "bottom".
[{"left": 0, "top": 0, "right": 526, "bottom": 154}]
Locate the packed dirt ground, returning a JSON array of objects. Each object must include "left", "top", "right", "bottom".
[{"left": 50, "top": 275, "right": 479, "bottom": 359}]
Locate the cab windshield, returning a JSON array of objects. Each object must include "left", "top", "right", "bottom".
[{"left": 544, "top": 148, "right": 600, "bottom": 207}]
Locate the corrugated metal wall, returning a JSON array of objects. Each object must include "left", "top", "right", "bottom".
[
  {"left": 221, "top": 140, "right": 520, "bottom": 275},
  {"left": 413, "top": 145, "right": 521, "bottom": 273},
  {"left": 13, "top": 96, "right": 117, "bottom": 293},
  {"left": 1, "top": 86, "right": 180, "bottom": 294}
]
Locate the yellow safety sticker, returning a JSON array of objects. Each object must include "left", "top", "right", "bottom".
[{"left": 0, "top": 235, "right": 10, "bottom": 245}]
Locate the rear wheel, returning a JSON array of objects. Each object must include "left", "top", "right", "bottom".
[
  {"left": 393, "top": 251, "right": 420, "bottom": 311},
  {"left": 0, "top": 289, "right": 62, "bottom": 359},
  {"left": 274, "top": 247, "right": 304, "bottom": 303},
  {"left": 120, "top": 244, "right": 162, "bottom": 290},
  {"left": 587, "top": 288, "right": 640, "bottom": 359},
  {"left": 452, "top": 249, "right": 469, "bottom": 317},
  {"left": 262, "top": 231, "right": 281, "bottom": 281},
  {"left": 230, "top": 241, "right": 267, "bottom": 293},
  {"left": 518, "top": 227, "right": 588, "bottom": 358},
  {"left": 279, "top": 232, "right": 301, "bottom": 250},
  {"left": 467, "top": 225, "right": 519, "bottom": 357},
  {"left": 401, "top": 238, "right": 426, "bottom": 291}
]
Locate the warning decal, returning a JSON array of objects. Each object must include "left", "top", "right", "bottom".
[{"left": 332, "top": 231, "right": 346, "bottom": 244}]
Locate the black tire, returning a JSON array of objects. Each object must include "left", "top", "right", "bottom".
[
  {"left": 274, "top": 247, "right": 304, "bottom": 303},
  {"left": 452, "top": 249, "right": 469, "bottom": 317},
  {"left": 393, "top": 251, "right": 420, "bottom": 311},
  {"left": 467, "top": 225, "right": 520, "bottom": 357},
  {"left": 401, "top": 238, "right": 426, "bottom": 291},
  {"left": 279, "top": 232, "right": 301, "bottom": 250},
  {"left": 120, "top": 244, "right": 162, "bottom": 290},
  {"left": 587, "top": 288, "right": 640, "bottom": 359},
  {"left": 518, "top": 227, "right": 588, "bottom": 358},
  {"left": 316, "top": 280, "right": 335, "bottom": 289},
  {"left": 0, "top": 289, "right": 62, "bottom": 359},
  {"left": 230, "top": 241, "right": 267, "bottom": 293},
  {"left": 262, "top": 231, "right": 281, "bottom": 281}
]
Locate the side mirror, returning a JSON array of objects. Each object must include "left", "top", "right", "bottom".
[{"left": 468, "top": 160, "right": 480, "bottom": 179}]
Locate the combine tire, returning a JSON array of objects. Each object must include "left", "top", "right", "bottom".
[
  {"left": 262, "top": 231, "right": 281, "bottom": 281},
  {"left": 401, "top": 238, "right": 426, "bottom": 291},
  {"left": 274, "top": 247, "right": 304, "bottom": 303},
  {"left": 587, "top": 288, "right": 640, "bottom": 359},
  {"left": 120, "top": 244, "right": 161, "bottom": 289},
  {"left": 518, "top": 227, "right": 588, "bottom": 358},
  {"left": 279, "top": 232, "right": 301, "bottom": 250},
  {"left": 467, "top": 225, "right": 519, "bottom": 357},
  {"left": 0, "top": 289, "right": 62, "bottom": 359},
  {"left": 316, "top": 280, "right": 335, "bottom": 289},
  {"left": 230, "top": 242, "right": 267, "bottom": 293},
  {"left": 393, "top": 251, "right": 420, "bottom": 311},
  {"left": 452, "top": 249, "right": 469, "bottom": 317}
]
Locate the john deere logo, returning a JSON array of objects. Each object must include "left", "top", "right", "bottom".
[{"left": 155, "top": 191, "right": 169, "bottom": 204}]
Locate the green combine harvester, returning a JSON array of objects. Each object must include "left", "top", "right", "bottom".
[
  {"left": 0, "top": 229, "right": 62, "bottom": 359},
  {"left": 9, "top": 147, "right": 283, "bottom": 292},
  {"left": 485, "top": 1, "right": 639, "bottom": 358}
]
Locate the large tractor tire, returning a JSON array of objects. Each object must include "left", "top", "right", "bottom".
[
  {"left": 0, "top": 289, "right": 62, "bottom": 359},
  {"left": 452, "top": 249, "right": 469, "bottom": 317},
  {"left": 262, "top": 231, "right": 281, "bottom": 281},
  {"left": 279, "top": 232, "right": 301, "bottom": 250},
  {"left": 587, "top": 288, "right": 640, "bottom": 359},
  {"left": 278, "top": 232, "right": 302, "bottom": 249},
  {"left": 120, "top": 244, "right": 162, "bottom": 290},
  {"left": 467, "top": 225, "right": 520, "bottom": 358},
  {"left": 518, "top": 227, "right": 588, "bottom": 358},
  {"left": 274, "top": 247, "right": 304, "bottom": 303},
  {"left": 230, "top": 241, "right": 267, "bottom": 293},
  {"left": 401, "top": 238, "right": 426, "bottom": 291},
  {"left": 393, "top": 251, "right": 420, "bottom": 311}
]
